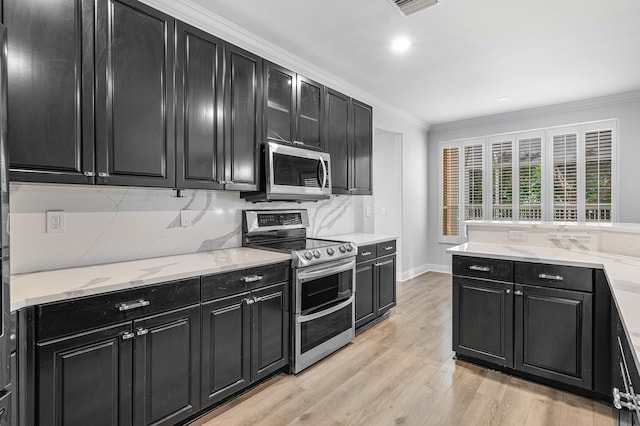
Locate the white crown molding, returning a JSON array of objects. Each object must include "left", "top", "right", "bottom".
[
  {"left": 141, "top": 0, "right": 430, "bottom": 131},
  {"left": 429, "top": 90, "right": 640, "bottom": 134}
]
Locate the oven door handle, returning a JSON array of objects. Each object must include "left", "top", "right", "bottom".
[
  {"left": 296, "top": 258, "right": 355, "bottom": 281},
  {"left": 297, "top": 295, "right": 354, "bottom": 323}
]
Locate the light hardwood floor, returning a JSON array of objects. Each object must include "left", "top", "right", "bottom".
[{"left": 189, "top": 272, "right": 614, "bottom": 426}]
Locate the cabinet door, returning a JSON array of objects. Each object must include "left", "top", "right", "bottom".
[
  {"left": 264, "top": 61, "right": 296, "bottom": 144},
  {"left": 201, "top": 293, "right": 251, "bottom": 408},
  {"left": 326, "top": 88, "right": 351, "bottom": 194},
  {"left": 95, "top": 0, "right": 175, "bottom": 187},
  {"left": 351, "top": 100, "right": 372, "bottom": 195},
  {"left": 296, "top": 75, "right": 324, "bottom": 149},
  {"left": 224, "top": 44, "right": 263, "bottom": 191},
  {"left": 355, "top": 260, "right": 376, "bottom": 329},
  {"left": 614, "top": 310, "right": 640, "bottom": 425},
  {"left": 453, "top": 277, "right": 514, "bottom": 367},
  {"left": 132, "top": 305, "right": 200, "bottom": 426},
  {"left": 376, "top": 255, "right": 396, "bottom": 316},
  {"left": 175, "top": 22, "right": 224, "bottom": 190},
  {"left": 514, "top": 284, "right": 592, "bottom": 389},
  {"left": 37, "top": 322, "right": 134, "bottom": 426},
  {"left": 4, "top": 0, "right": 95, "bottom": 184},
  {"left": 251, "top": 282, "right": 289, "bottom": 382}
]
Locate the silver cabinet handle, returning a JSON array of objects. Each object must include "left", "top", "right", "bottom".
[
  {"left": 245, "top": 298, "right": 255, "bottom": 305},
  {"left": 117, "top": 299, "right": 150, "bottom": 311},
  {"left": 242, "top": 275, "right": 263, "bottom": 283},
  {"left": 538, "top": 273, "right": 564, "bottom": 281},
  {"left": 469, "top": 265, "right": 491, "bottom": 272},
  {"left": 374, "top": 262, "right": 383, "bottom": 267},
  {"left": 319, "top": 155, "right": 328, "bottom": 189},
  {"left": 84, "top": 171, "right": 95, "bottom": 177},
  {"left": 253, "top": 296, "right": 261, "bottom": 303},
  {"left": 514, "top": 290, "right": 524, "bottom": 296},
  {"left": 98, "top": 172, "right": 110, "bottom": 178},
  {"left": 136, "top": 328, "right": 148, "bottom": 336},
  {"left": 506, "top": 289, "right": 511, "bottom": 294},
  {"left": 361, "top": 251, "right": 372, "bottom": 256},
  {"left": 293, "top": 141, "right": 304, "bottom": 145},
  {"left": 122, "top": 331, "right": 135, "bottom": 340},
  {"left": 384, "top": 246, "right": 394, "bottom": 250}
]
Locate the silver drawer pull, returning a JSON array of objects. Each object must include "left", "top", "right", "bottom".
[
  {"left": 538, "top": 273, "right": 564, "bottom": 281},
  {"left": 514, "top": 290, "right": 524, "bottom": 296},
  {"left": 245, "top": 297, "right": 255, "bottom": 305},
  {"left": 121, "top": 331, "right": 135, "bottom": 340},
  {"left": 469, "top": 265, "right": 491, "bottom": 272},
  {"left": 506, "top": 289, "right": 511, "bottom": 294},
  {"left": 136, "top": 328, "right": 148, "bottom": 336},
  {"left": 361, "top": 251, "right": 372, "bottom": 256},
  {"left": 384, "top": 246, "right": 394, "bottom": 250},
  {"left": 242, "top": 275, "right": 263, "bottom": 283},
  {"left": 117, "top": 299, "right": 150, "bottom": 311}
]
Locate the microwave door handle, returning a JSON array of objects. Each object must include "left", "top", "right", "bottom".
[{"left": 320, "top": 156, "right": 328, "bottom": 189}]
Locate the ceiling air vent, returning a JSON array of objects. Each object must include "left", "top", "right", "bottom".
[{"left": 389, "top": 0, "right": 439, "bottom": 16}]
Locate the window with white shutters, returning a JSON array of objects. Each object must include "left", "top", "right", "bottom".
[
  {"left": 491, "top": 140, "right": 513, "bottom": 220},
  {"left": 464, "top": 144, "right": 483, "bottom": 220},
  {"left": 518, "top": 137, "right": 543, "bottom": 221},
  {"left": 552, "top": 133, "right": 578, "bottom": 222},
  {"left": 585, "top": 129, "right": 612, "bottom": 222},
  {"left": 442, "top": 146, "right": 460, "bottom": 237}
]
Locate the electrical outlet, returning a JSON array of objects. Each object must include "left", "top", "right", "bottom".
[
  {"left": 381, "top": 207, "right": 387, "bottom": 216},
  {"left": 509, "top": 230, "right": 527, "bottom": 242},
  {"left": 180, "top": 210, "right": 190, "bottom": 227},
  {"left": 46, "top": 211, "right": 65, "bottom": 234},
  {"left": 365, "top": 206, "right": 371, "bottom": 217}
]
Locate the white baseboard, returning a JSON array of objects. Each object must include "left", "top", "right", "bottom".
[{"left": 398, "top": 263, "right": 451, "bottom": 281}]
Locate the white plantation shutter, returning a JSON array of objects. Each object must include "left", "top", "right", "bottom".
[
  {"left": 491, "top": 140, "right": 513, "bottom": 220},
  {"left": 518, "top": 137, "right": 543, "bottom": 220},
  {"left": 585, "top": 129, "right": 613, "bottom": 222},
  {"left": 552, "top": 133, "right": 578, "bottom": 222},
  {"left": 463, "top": 144, "right": 483, "bottom": 220},
  {"left": 442, "top": 146, "right": 460, "bottom": 237}
]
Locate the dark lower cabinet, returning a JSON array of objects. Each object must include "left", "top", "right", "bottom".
[
  {"left": 37, "top": 322, "right": 134, "bottom": 426},
  {"left": 201, "top": 281, "right": 289, "bottom": 409},
  {"left": 94, "top": 0, "right": 175, "bottom": 187},
  {"left": 514, "top": 284, "right": 592, "bottom": 389},
  {"left": 132, "top": 305, "right": 200, "bottom": 426},
  {"left": 355, "top": 241, "right": 396, "bottom": 330},
  {"left": 37, "top": 305, "right": 201, "bottom": 426},
  {"left": 452, "top": 277, "right": 513, "bottom": 367},
  {"left": 201, "top": 292, "right": 251, "bottom": 407},
  {"left": 613, "top": 307, "right": 640, "bottom": 425}
]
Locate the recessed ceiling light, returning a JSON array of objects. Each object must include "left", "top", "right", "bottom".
[
  {"left": 498, "top": 96, "right": 510, "bottom": 102},
  {"left": 391, "top": 37, "right": 411, "bottom": 53}
]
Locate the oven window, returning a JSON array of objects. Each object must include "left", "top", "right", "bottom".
[
  {"left": 301, "top": 303, "right": 352, "bottom": 354},
  {"left": 273, "top": 153, "right": 321, "bottom": 188},
  {"left": 301, "top": 269, "right": 352, "bottom": 314}
]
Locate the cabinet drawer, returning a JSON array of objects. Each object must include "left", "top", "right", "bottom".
[
  {"left": 357, "top": 244, "right": 377, "bottom": 263},
  {"left": 37, "top": 278, "right": 201, "bottom": 341},
  {"left": 514, "top": 262, "right": 593, "bottom": 292},
  {"left": 376, "top": 240, "right": 396, "bottom": 256},
  {"left": 452, "top": 256, "right": 513, "bottom": 282},
  {"left": 202, "top": 262, "right": 289, "bottom": 301}
]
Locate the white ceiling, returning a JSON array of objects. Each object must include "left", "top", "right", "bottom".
[{"left": 190, "top": 0, "right": 640, "bottom": 125}]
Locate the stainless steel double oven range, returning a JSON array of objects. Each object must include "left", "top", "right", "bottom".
[{"left": 243, "top": 209, "right": 357, "bottom": 374}]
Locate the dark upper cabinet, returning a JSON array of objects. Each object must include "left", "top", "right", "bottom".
[
  {"left": 132, "top": 305, "right": 200, "bottom": 426},
  {"left": 351, "top": 100, "right": 372, "bottom": 195},
  {"left": 94, "top": 0, "right": 175, "bottom": 187},
  {"left": 3, "top": 0, "right": 95, "bottom": 184},
  {"left": 264, "top": 61, "right": 296, "bottom": 145},
  {"left": 452, "top": 276, "right": 514, "bottom": 368},
  {"left": 201, "top": 292, "right": 251, "bottom": 408},
  {"left": 514, "top": 284, "right": 593, "bottom": 390},
  {"left": 175, "top": 22, "right": 224, "bottom": 190},
  {"left": 37, "top": 322, "right": 134, "bottom": 426},
  {"left": 264, "top": 61, "right": 324, "bottom": 150},
  {"left": 325, "top": 88, "right": 351, "bottom": 194},
  {"left": 326, "top": 92, "right": 372, "bottom": 195},
  {"left": 223, "top": 43, "right": 262, "bottom": 191}
]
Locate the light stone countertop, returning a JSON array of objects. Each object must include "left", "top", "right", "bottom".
[
  {"left": 324, "top": 233, "right": 397, "bottom": 246},
  {"left": 447, "top": 242, "right": 640, "bottom": 376},
  {"left": 10, "top": 248, "right": 292, "bottom": 311}
]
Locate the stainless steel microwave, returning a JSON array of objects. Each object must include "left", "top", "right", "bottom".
[{"left": 242, "top": 142, "right": 331, "bottom": 202}]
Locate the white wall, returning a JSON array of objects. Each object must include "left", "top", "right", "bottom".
[{"left": 427, "top": 91, "right": 640, "bottom": 271}]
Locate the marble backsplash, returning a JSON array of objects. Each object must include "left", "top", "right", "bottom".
[{"left": 9, "top": 184, "right": 357, "bottom": 274}]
